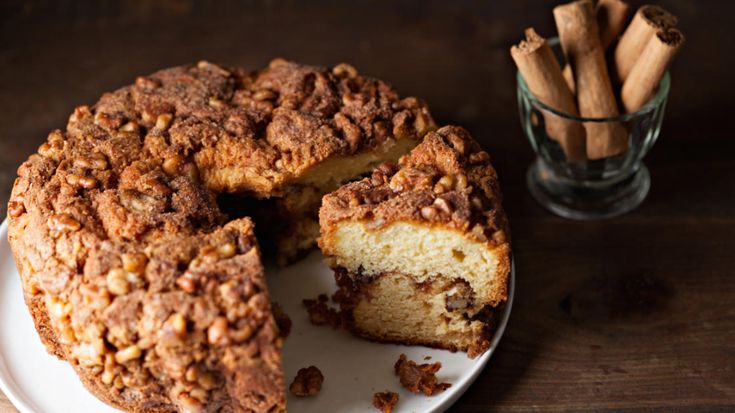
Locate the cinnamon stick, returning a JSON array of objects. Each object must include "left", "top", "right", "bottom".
[
  {"left": 597, "top": 0, "right": 632, "bottom": 48},
  {"left": 554, "top": 0, "right": 628, "bottom": 160},
  {"left": 563, "top": 0, "right": 630, "bottom": 94},
  {"left": 511, "top": 28, "right": 586, "bottom": 161},
  {"left": 621, "top": 28, "right": 684, "bottom": 113},
  {"left": 614, "top": 5, "right": 678, "bottom": 83}
]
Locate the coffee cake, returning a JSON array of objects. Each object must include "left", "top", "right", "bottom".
[{"left": 7, "top": 59, "right": 434, "bottom": 412}]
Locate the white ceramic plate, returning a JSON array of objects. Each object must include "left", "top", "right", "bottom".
[{"left": 0, "top": 219, "right": 513, "bottom": 413}]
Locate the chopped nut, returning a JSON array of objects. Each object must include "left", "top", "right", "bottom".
[
  {"left": 115, "top": 345, "right": 142, "bottom": 364},
  {"left": 182, "top": 163, "right": 200, "bottom": 182},
  {"left": 75, "top": 155, "right": 108, "bottom": 170},
  {"left": 455, "top": 174, "right": 468, "bottom": 191},
  {"left": 420, "top": 206, "right": 437, "bottom": 220},
  {"left": 269, "top": 57, "right": 288, "bottom": 68},
  {"left": 38, "top": 143, "right": 54, "bottom": 157},
  {"left": 198, "top": 372, "right": 217, "bottom": 390},
  {"left": 394, "top": 354, "right": 451, "bottom": 396},
  {"left": 113, "top": 375, "right": 125, "bottom": 390},
  {"left": 101, "top": 370, "right": 116, "bottom": 385},
  {"left": 106, "top": 268, "right": 130, "bottom": 296},
  {"left": 434, "top": 175, "right": 455, "bottom": 194},
  {"left": 162, "top": 154, "right": 184, "bottom": 175},
  {"left": 78, "top": 176, "right": 97, "bottom": 189},
  {"left": 208, "top": 96, "right": 225, "bottom": 108},
  {"left": 178, "top": 393, "right": 203, "bottom": 412},
  {"left": 471, "top": 224, "right": 488, "bottom": 242},
  {"left": 135, "top": 76, "right": 159, "bottom": 90},
  {"left": 446, "top": 132, "right": 466, "bottom": 154},
  {"left": 217, "top": 242, "right": 236, "bottom": 258},
  {"left": 122, "top": 253, "right": 148, "bottom": 273},
  {"left": 469, "top": 151, "right": 490, "bottom": 164},
  {"left": 414, "top": 112, "right": 430, "bottom": 135},
  {"left": 471, "top": 196, "right": 484, "bottom": 210},
  {"left": 253, "top": 89, "right": 276, "bottom": 101},
  {"left": 229, "top": 325, "right": 253, "bottom": 343},
  {"left": 49, "top": 213, "right": 81, "bottom": 233},
  {"left": 373, "top": 391, "right": 399, "bottom": 413},
  {"left": 168, "top": 312, "right": 188, "bottom": 337},
  {"left": 492, "top": 230, "right": 507, "bottom": 244},
  {"left": 207, "top": 316, "right": 229, "bottom": 346},
  {"left": 433, "top": 197, "right": 452, "bottom": 214},
  {"left": 289, "top": 366, "right": 324, "bottom": 397},
  {"left": 141, "top": 110, "right": 156, "bottom": 124},
  {"left": 155, "top": 113, "right": 173, "bottom": 130},
  {"left": 176, "top": 274, "right": 197, "bottom": 294},
  {"left": 8, "top": 200, "right": 25, "bottom": 217},
  {"left": 189, "top": 387, "right": 208, "bottom": 403},
  {"left": 119, "top": 121, "right": 139, "bottom": 133},
  {"left": 333, "top": 63, "right": 358, "bottom": 78}
]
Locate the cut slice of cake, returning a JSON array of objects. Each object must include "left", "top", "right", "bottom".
[{"left": 318, "top": 126, "right": 511, "bottom": 357}]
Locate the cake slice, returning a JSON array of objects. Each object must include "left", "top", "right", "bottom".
[{"left": 318, "top": 126, "right": 511, "bottom": 357}]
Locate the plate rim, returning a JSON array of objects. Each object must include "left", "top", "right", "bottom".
[{"left": 0, "top": 218, "right": 514, "bottom": 413}]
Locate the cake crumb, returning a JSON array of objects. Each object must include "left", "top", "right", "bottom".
[
  {"left": 424, "top": 356, "right": 432, "bottom": 360},
  {"left": 289, "top": 366, "right": 324, "bottom": 397},
  {"left": 271, "top": 302, "right": 292, "bottom": 339},
  {"left": 303, "top": 295, "right": 342, "bottom": 328},
  {"left": 372, "top": 391, "right": 399, "bottom": 412},
  {"left": 394, "top": 354, "right": 451, "bottom": 396}
]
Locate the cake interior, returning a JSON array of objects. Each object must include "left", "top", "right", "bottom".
[
  {"left": 324, "top": 220, "right": 508, "bottom": 357},
  {"left": 334, "top": 269, "right": 495, "bottom": 358},
  {"left": 325, "top": 221, "right": 507, "bottom": 304}
]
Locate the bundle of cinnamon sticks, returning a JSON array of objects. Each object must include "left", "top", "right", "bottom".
[{"left": 511, "top": 0, "right": 684, "bottom": 161}]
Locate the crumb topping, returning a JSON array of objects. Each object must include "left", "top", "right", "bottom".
[
  {"left": 394, "top": 354, "right": 451, "bottom": 396},
  {"left": 372, "top": 391, "right": 399, "bottom": 412},
  {"left": 289, "top": 366, "right": 324, "bottom": 397},
  {"left": 320, "top": 126, "right": 509, "bottom": 245}
]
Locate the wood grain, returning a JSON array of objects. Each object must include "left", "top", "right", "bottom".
[{"left": 0, "top": 1, "right": 733, "bottom": 412}]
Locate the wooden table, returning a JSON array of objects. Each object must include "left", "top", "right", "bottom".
[{"left": 1, "top": 1, "right": 733, "bottom": 411}]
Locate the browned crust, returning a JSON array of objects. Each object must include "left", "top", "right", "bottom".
[
  {"left": 319, "top": 125, "right": 511, "bottom": 306},
  {"left": 5, "top": 59, "right": 434, "bottom": 413}
]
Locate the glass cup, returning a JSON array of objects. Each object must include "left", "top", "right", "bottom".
[{"left": 517, "top": 38, "right": 670, "bottom": 220}]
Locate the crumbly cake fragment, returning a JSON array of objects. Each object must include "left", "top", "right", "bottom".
[
  {"left": 372, "top": 391, "right": 399, "bottom": 412},
  {"left": 319, "top": 126, "right": 511, "bottom": 357},
  {"left": 7, "top": 59, "right": 434, "bottom": 412},
  {"left": 394, "top": 354, "right": 451, "bottom": 396}
]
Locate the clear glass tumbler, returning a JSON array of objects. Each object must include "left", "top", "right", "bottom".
[{"left": 517, "top": 38, "right": 670, "bottom": 220}]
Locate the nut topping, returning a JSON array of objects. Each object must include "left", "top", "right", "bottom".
[
  {"left": 8, "top": 200, "right": 25, "bottom": 218},
  {"left": 207, "top": 316, "right": 229, "bottom": 346},
  {"left": 433, "top": 197, "right": 452, "bottom": 214},
  {"left": 106, "top": 268, "right": 130, "bottom": 296},
  {"left": 332, "top": 63, "right": 358, "bottom": 79},
  {"left": 49, "top": 213, "right": 81, "bottom": 233},
  {"left": 420, "top": 206, "right": 437, "bottom": 220},
  {"left": 115, "top": 345, "right": 142, "bottom": 364},
  {"left": 469, "top": 151, "right": 490, "bottom": 164},
  {"left": 155, "top": 113, "right": 173, "bottom": 130},
  {"left": 122, "top": 253, "right": 147, "bottom": 273}
]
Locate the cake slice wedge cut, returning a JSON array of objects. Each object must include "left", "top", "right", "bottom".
[{"left": 318, "top": 126, "right": 511, "bottom": 358}]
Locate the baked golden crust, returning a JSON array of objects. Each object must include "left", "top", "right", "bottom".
[
  {"left": 319, "top": 126, "right": 509, "bottom": 247},
  {"left": 7, "top": 59, "right": 433, "bottom": 412}
]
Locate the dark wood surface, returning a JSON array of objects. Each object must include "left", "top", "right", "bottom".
[{"left": 1, "top": 1, "right": 733, "bottom": 412}]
